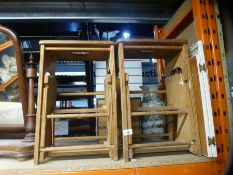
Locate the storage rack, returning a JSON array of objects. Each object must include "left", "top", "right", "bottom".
[
  {"left": 34, "top": 0, "right": 231, "bottom": 174},
  {"left": 0, "top": 0, "right": 230, "bottom": 174},
  {"left": 154, "top": 0, "right": 231, "bottom": 174}
]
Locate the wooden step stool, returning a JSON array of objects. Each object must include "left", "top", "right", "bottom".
[
  {"left": 116, "top": 39, "right": 201, "bottom": 161},
  {"left": 34, "top": 40, "right": 118, "bottom": 164}
]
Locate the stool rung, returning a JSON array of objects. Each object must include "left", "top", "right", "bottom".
[
  {"left": 57, "top": 91, "right": 105, "bottom": 97},
  {"left": 132, "top": 106, "right": 178, "bottom": 112},
  {"left": 130, "top": 90, "right": 166, "bottom": 94},
  {"left": 131, "top": 110, "right": 187, "bottom": 116},
  {"left": 134, "top": 145, "right": 190, "bottom": 154},
  {"left": 129, "top": 141, "right": 190, "bottom": 149},
  {"left": 40, "top": 144, "right": 113, "bottom": 152},
  {"left": 55, "top": 136, "right": 107, "bottom": 141},
  {"left": 54, "top": 108, "right": 107, "bottom": 114},
  {"left": 47, "top": 149, "right": 110, "bottom": 157},
  {"left": 47, "top": 113, "right": 109, "bottom": 119},
  {"left": 133, "top": 133, "right": 170, "bottom": 138}
]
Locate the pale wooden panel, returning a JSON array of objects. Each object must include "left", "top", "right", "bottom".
[
  {"left": 176, "top": 22, "right": 197, "bottom": 48},
  {"left": 164, "top": 0, "right": 192, "bottom": 36}
]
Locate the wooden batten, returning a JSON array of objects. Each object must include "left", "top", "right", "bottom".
[
  {"left": 57, "top": 92, "right": 105, "bottom": 96},
  {"left": 133, "top": 145, "right": 190, "bottom": 154},
  {"left": 40, "top": 144, "right": 113, "bottom": 152},
  {"left": 55, "top": 136, "right": 107, "bottom": 141},
  {"left": 47, "top": 150, "right": 109, "bottom": 157},
  {"left": 131, "top": 110, "right": 187, "bottom": 116},
  {"left": 130, "top": 90, "right": 166, "bottom": 94},
  {"left": 54, "top": 108, "right": 107, "bottom": 114}
]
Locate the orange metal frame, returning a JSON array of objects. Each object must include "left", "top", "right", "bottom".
[{"left": 155, "top": 0, "right": 230, "bottom": 174}]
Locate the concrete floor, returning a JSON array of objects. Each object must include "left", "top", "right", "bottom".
[{"left": 0, "top": 152, "right": 214, "bottom": 175}]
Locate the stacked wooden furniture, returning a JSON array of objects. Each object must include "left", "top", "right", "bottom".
[
  {"left": 117, "top": 39, "right": 201, "bottom": 161},
  {"left": 97, "top": 97, "right": 142, "bottom": 144},
  {"left": 34, "top": 40, "right": 118, "bottom": 164}
]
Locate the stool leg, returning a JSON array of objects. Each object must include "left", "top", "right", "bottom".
[
  {"left": 126, "top": 84, "right": 133, "bottom": 159},
  {"left": 39, "top": 86, "right": 49, "bottom": 163}
]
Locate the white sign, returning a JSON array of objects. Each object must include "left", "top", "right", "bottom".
[{"left": 55, "top": 120, "right": 69, "bottom": 136}]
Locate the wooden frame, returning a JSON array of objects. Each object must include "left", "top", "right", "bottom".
[
  {"left": 0, "top": 25, "right": 27, "bottom": 134},
  {"left": 34, "top": 40, "right": 118, "bottom": 164},
  {"left": 117, "top": 39, "right": 201, "bottom": 161},
  {"left": 189, "top": 41, "right": 217, "bottom": 157}
]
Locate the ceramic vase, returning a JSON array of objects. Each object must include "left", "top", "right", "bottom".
[{"left": 140, "top": 84, "right": 166, "bottom": 136}]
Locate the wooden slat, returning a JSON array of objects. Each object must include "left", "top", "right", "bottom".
[
  {"left": 55, "top": 136, "right": 107, "bottom": 141},
  {"left": 132, "top": 106, "right": 179, "bottom": 112},
  {"left": 45, "top": 47, "right": 110, "bottom": 52},
  {"left": 134, "top": 145, "right": 190, "bottom": 154},
  {"left": 118, "top": 42, "right": 129, "bottom": 161},
  {"left": 47, "top": 113, "right": 109, "bottom": 119},
  {"left": 109, "top": 45, "right": 118, "bottom": 160},
  {"left": 57, "top": 92, "right": 105, "bottom": 96},
  {"left": 34, "top": 44, "right": 45, "bottom": 165},
  {"left": 47, "top": 149, "right": 109, "bottom": 157},
  {"left": 54, "top": 108, "right": 106, "bottom": 114},
  {"left": 130, "top": 90, "right": 166, "bottom": 94},
  {"left": 133, "top": 133, "right": 170, "bottom": 138},
  {"left": 129, "top": 141, "right": 190, "bottom": 149},
  {"left": 116, "top": 39, "right": 187, "bottom": 46},
  {"left": 124, "top": 45, "right": 183, "bottom": 50},
  {"left": 39, "top": 40, "right": 114, "bottom": 46},
  {"left": 131, "top": 110, "right": 187, "bottom": 116},
  {"left": 40, "top": 144, "right": 113, "bottom": 152}
]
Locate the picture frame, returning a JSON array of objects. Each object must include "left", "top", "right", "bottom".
[{"left": 0, "top": 25, "right": 27, "bottom": 136}]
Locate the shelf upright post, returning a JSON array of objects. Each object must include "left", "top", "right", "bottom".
[{"left": 192, "top": 0, "right": 230, "bottom": 173}]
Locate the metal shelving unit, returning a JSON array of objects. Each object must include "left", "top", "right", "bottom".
[{"left": 154, "top": 0, "right": 231, "bottom": 174}]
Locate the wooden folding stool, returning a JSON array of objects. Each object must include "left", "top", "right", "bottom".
[
  {"left": 34, "top": 40, "right": 118, "bottom": 164},
  {"left": 117, "top": 39, "right": 201, "bottom": 161}
]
